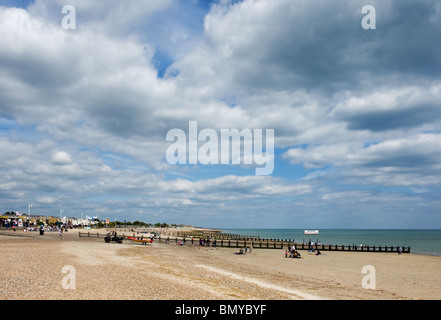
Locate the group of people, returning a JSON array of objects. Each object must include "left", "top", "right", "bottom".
[
  {"left": 234, "top": 246, "right": 253, "bottom": 255},
  {"left": 199, "top": 238, "right": 216, "bottom": 247},
  {"left": 285, "top": 246, "right": 301, "bottom": 258}
]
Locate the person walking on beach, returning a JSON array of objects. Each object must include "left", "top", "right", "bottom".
[{"left": 59, "top": 228, "right": 64, "bottom": 240}]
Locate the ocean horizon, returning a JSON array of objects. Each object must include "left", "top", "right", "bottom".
[{"left": 219, "top": 228, "right": 441, "bottom": 257}]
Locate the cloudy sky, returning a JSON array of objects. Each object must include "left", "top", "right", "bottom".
[{"left": 1, "top": 0, "right": 440, "bottom": 229}]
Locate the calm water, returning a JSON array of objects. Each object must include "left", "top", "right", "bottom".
[{"left": 220, "top": 229, "right": 441, "bottom": 256}]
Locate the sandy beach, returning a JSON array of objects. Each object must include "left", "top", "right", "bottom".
[{"left": 1, "top": 228, "right": 440, "bottom": 300}]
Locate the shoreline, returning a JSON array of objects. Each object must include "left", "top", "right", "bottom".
[
  {"left": 3, "top": 226, "right": 440, "bottom": 257},
  {"left": 1, "top": 228, "right": 441, "bottom": 300}
]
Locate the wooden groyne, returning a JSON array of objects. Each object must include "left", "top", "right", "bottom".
[
  {"left": 175, "top": 230, "right": 410, "bottom": 253},
  {"left": 79, "top": 230, "right": 410, "bottom": 253}
]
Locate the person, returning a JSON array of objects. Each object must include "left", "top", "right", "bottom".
[
  {"left": 285, "top": 250, "right": 288, "bottom": 258},
  {"left": 59, "top": 228, "right": 64, "bottom": 240},
  {"left": 398, "top": 246, "right": 403, "bottom": 255},
  {"left": 315, "top": 250, "right": 321, "bottom": 255}
]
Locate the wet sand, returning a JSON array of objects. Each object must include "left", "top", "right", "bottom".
[{"left": 1, "top": 228, "right": 440, "bottom": 300}]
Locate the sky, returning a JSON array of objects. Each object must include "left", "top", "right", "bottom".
[{"left": 0, "top": 0, "right": 440, "bottom": 229}]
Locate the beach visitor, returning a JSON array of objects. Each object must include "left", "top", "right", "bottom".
[{"left": 59, "top": 228, "right": 63, "bottom": 240}]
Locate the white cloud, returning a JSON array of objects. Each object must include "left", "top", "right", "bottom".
[
  {"left": 36, "top": 196, "right": 57, "bottom": 204},
  {"left": 51, "top": 151, "right": 72, "bottom": 165}
]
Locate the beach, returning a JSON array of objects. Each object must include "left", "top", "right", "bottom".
[{"left": 1, "top": 228, "right": 440, "bottom": 300}]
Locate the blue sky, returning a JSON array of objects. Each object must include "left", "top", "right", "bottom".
[{"left": 0, "top": 0, "right": 441, "bottom": 228}]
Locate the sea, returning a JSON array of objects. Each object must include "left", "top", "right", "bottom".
[{"left": 220, "top": 229, "right": 441, "bottom": 257}]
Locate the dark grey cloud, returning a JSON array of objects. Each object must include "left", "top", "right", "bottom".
[
  {"left": 343, "top": 102, "right": 441, "bottom": 132},
  {"left": 184, "top": 0, "right": 441, "bottom": 100}
]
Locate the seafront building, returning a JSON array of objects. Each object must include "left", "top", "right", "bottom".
[{"left": 0, "top": 212, "right": 93, "bottom": 228}]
